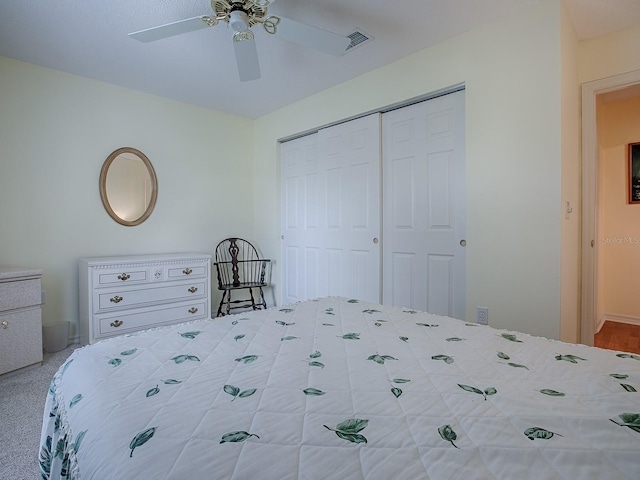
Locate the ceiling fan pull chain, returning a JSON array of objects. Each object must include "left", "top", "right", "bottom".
[
  {"left": 234, "top": 30, "right": 254, "bottom": 42},
  {"left": 262, "top": 16, "right": 280, "bottom": 35},
  {"left": 201, "top": 16, "right": 219, "bottom": 28}
]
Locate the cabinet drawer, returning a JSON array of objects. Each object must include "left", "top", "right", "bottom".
[
  {"left": 167, "top": 264, "right": 207, "bottom": 280},
  {"left": 0, "top": 308, "right": 43, "bottom": 375},
  {"left": 97, "top": 280, "right": 207, "bottom": 311},
  {"left": 0, "top": 279, "right": 41, "bottom": 311},
  {"left": 97, "top": 300, "right": 208, "bottom": 338},
  {"left": 95, "top": 269, "right": 148, "bottom": 286}
]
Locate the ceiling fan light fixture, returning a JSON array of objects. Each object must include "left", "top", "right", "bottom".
[{"left": 229, "top": 10, "right": 250, "bottom": 32}]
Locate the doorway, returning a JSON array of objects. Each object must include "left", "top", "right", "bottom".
[{"left": 581, "top": 70, "right": 640, "bottom": 346}]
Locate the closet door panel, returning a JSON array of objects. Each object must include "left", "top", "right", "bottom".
[
  {"left": 383, "top": 91, "right": 466, "bottom": 318},
  {"left": 280, "top": 133, "right": 319, "bottom": 304},
  {"left": 317, "top": 114, "right": 381, "bottom": 303},
  {"left": 281, "top": 113, "right": 381, "bottom": 305}
]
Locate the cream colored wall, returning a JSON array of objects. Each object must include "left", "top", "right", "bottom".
[
  {"left": 0, "top": 56, "right": 254, "bottom": 340},
  {"left": 254, "top": 0, "right": 565, "bottom": 339},
  {"left": 579, "top": 26, "right": 640, "bottom": 84},
  {"left": 4, "top": 0, "right": 610, "bottom": 344},
  {"left": 597, "top": 94, "right": 640, "bottom": 321},
  {"left": 560, "top": 1, "right": 581, "bottom": 342},
  {"left": 578, "top": 24, "right": 640, "bottom": 336}
]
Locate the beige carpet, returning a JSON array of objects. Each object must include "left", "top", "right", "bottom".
[{"left": 0, "top": 344, "right": 79, "bottom": 480}]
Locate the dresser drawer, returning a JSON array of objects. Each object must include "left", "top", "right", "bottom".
[
  {"left": 167, "top": 263, "right": 207, "bottom": 280},
  {"left": 94, "top": 268, "right": 148, "bottom": 286},
  {"left": 96, "top": 300, "right": 208, "bottom": 338},
  {"left": 0, "top": 279, "right": 41, "bottom": 311},
  {"left": 96, "top": 280, "right": 207, "bottom": 311}
]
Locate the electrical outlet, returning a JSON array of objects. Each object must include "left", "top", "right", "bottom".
[{"left": 477, "top": 307, "right": 488, "bottom": 325}]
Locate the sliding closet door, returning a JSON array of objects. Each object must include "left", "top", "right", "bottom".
[
  {"left": 382, "top": 91, "right": 466, "bottom": 318},
  {"left": 280, "top": 133, "right": 320, "bottom": 305},
  {"left": 318, "top": 114, "right": 381, "bottom": 302},
  {"left": 280, "top": 114, "right": 381, "bottom": 305}
]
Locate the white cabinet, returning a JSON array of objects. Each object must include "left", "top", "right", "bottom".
[
  {"left": 79, "top": 253, "right": 211, "bottom": 344},
  {"left": 0, "top": 267, "right": 43, "bottom": 375}
]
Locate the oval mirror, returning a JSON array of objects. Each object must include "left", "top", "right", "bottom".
[{"left": 99, "top": 147, "right": 158, "bottom": 227}]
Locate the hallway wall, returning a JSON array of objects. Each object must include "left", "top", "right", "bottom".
[{"left": 597, "top": 90, "right": 640, "bottom": 325}]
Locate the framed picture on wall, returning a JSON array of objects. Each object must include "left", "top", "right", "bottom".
[{"left": 629, "top": 142, "right": 640, "bottom": 204}]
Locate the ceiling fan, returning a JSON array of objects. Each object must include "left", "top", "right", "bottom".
[{"left": 129, "top": 0, "right": 351, "bottom": 82}]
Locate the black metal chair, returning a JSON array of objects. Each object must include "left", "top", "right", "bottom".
[{"left": 213, "top": 237, "right": 271, "bottom": 317}]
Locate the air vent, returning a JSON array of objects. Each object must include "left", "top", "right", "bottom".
[{"left": 345, "top": 29, "right": 373, "bottom": 52}]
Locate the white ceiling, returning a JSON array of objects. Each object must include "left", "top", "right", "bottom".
[{"left": 1, "top": 0, "right": 639, "bottom": 119}]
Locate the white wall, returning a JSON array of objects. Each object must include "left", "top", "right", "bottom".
[
  {"left": 0, "top": 56, "right": 255, "bottom": 340},
  {"left": 254, "top": 0, "right": 565, "bottom": 339}
]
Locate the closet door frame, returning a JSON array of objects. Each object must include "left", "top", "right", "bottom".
[{"left": 279, "top": 85, "right": 466, "bottom": 311}]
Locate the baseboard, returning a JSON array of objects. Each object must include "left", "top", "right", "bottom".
[{"left": 601, "top": 313, "right": 640, "bottom": 328}]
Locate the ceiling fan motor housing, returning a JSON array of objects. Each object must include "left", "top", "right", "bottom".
[
  {"left": 213, "top": 0, "right": 268, "bottom": 30},
  {"left": 229, "top": 10, "right": 250, "bottom": 31}
]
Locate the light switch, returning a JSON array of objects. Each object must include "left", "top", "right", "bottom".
[{"left": 565, "top": 200, "right": 573, "bottom": 219}]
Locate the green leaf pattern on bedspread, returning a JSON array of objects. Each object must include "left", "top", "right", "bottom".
[
  {"left": 129, "top": 427, "right": 156, "bottom": 457},
  {"left": 458, "top": 384, "right": 497, "bottom": 401},
  {"left": 339, "top": 332, "right": 360, "bottom": 340},
  {"left": 220, "top": 431, "right": 260, "bottom": 443},
  {"left": 171, "top": 354, "right": 200, "bottom": 364},
  {"left": 367, "top": 354, "right": 397, "bottom": 365},
  {"left": 107, "top": 358, "right": 121, "bottom": 367},
  {"left": 324, "top": 418, "right": 369, "bottom": 444},
  {"left": 69, "top": 394, "right": 82, "bottom": 409},
  {"left": 438, "top": 424, "right": 460, "bottom": 448},
  {"left": 40, "top": 297, "right": 640, "bottom": 480},
  {"left": 617, "top": 353, "right": 640, "bottom": 361},
  {"left": 555, "top": 354, "right": 587, "bottom": 363},
  {"left": 524, "top": 427, "right": 563, "bottom": 440},
  {"left": 223, "top": 384, "right": 257, "bottom": 401},
  {"left": 610, "top": 413, "right": 640, "bottom": 433},
  {"left": 179, "top": 331, "right": 202, "bottom": 339}
]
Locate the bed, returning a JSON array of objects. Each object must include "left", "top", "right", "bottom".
[{"left": 40, "top": 297, "right": 640, "bottom": 479}]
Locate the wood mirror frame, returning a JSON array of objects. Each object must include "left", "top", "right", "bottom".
[{"left": 99, "top": 147, "right": 158, "bottom": 227}]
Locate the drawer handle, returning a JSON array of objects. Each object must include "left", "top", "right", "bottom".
[
  {"left": 118, "top": 273, "right": 131, "bottom": 281},
  {"left": 1, "top": 320, "right": 8, "bottom": 329},
  {"left": 110, "top": 320, "right": 123, "bottom": 328},
  {"left": 183, "top": 268, "right": 193, "bottom": 275},
  {"left": 188, "top": 307, "right": 198, "bottom": 314},
  {"left": 110, "top": 295, "right": 124, "bottom": 304},
  {"left": 188, "top": 286, "right": 198, "bottom": 293}
]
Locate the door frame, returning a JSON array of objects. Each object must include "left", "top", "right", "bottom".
[
  {"left": 581, "top": 69, "right": 640, "bottom": 345},
  {"left": 278, "top": 84, "right": 466, "bottom": 307}
]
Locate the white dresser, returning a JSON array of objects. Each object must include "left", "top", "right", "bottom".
[
  {"left": 0, "top": 267, "right": 43, "bottom": 375},
  {"left": 79, "top": 253, "right": 212, "bottom": 344}
]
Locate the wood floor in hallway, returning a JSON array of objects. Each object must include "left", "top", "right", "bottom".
[{"left": 594, "top": 321, "right": 640, "bottom": 354}]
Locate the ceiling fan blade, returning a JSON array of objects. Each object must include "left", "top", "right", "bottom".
[
  {"left": 233, "top": 33, "right": 261, "bottom": 81},
  {"left": 129, "top": 16, "right": 215, "bottom": 43},
  {"left": 272, "top": 16, "right": 350, "bottom": 56}
]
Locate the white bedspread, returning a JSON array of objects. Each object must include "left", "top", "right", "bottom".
[{"left": 40, "top": 297, "right": 640, "bottom": 479}]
